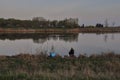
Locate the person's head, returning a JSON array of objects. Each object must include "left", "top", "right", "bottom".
[{"left": 71, "top": 48, "right": 73, "bottom": 50}]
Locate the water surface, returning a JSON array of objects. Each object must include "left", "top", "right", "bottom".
[{"left": 0, "top": 33, "right": 120, "bottom": 56}]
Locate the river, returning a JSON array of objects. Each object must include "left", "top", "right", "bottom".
[{"left": 0, "top": 33, "right": 120, "bottom": 56}]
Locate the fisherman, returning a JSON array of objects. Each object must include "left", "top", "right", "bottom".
[
  {"left": 69, "top": 48, "right": 75, "bottom": 57},
  {"left": 49, "top": 45, "right": 56, "bottom": 58},
  {"left": 49, "top": 52, "right": 56, "bottom": 58}
]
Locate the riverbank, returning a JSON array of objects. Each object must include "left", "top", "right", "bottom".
[
  {"left": 0, "top": 52, "right": 120, "bottom": 80},
  {"left": 0, "top": 28, "right": 80, "bottom": 34},
  {"left": 79, "top": 27, "right": 120, "bottom": 33},
  {"left": 0, "top": 27, "right": 120, "bottom": 34}
]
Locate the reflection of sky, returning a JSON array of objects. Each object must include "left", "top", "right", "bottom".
[
  {"left": 0, "top": 39, "right": 34, "bottom": 55},
  {"left": 0, "top": 0, "right": 120, "bottom": 26},
  {"left": 0, "top": 33, "right": 120, "bottom": 56}
]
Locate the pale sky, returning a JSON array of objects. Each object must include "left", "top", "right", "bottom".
[{"left": 0, "top": 0, "right": 120, "bottom": 26}]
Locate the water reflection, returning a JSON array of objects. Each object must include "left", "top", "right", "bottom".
[
  {"left": 103, "top": 33, "right": 115, "bottom": 42},
  {"left": 0, "top": 33, "right": 79, "bottom": 43},
  {"left": 104, "top": 34, "right": 108, "bottom": 42},
  {"left": 111, "top": 34, "right": 115, "bottom": 40}
]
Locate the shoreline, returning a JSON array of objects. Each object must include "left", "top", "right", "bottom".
[
  {"left": 0, "top": 27, "right": 120, "bottom": 34},
  {"left": 0, "top": 52, "right": 120, "bottom": 57}
]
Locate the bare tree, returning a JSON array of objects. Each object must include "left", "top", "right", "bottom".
[
  {"left": 105, "top": 19, "right": 108, "bottom": 27},
  {"left": 112, "top": 21, "right": 115, "bottom": 27}
]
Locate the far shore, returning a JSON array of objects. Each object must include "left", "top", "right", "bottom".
[{"left": 0, "top": 27, "right": 120, "bottom": 34}]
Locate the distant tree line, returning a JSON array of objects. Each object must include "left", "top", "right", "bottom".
[
  {"left": 1, "top": 17, "right": 116, "bottom": 29},
  {"left": 0, "top": 17, "right": 80, "bottom": 29}
]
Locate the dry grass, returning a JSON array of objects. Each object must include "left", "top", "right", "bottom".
[{"left": 0, "top": 52, "right": 120, "bottom": 80}]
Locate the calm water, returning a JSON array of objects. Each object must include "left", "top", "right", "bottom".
[{"left": 0, "top": 33, "right": 120, "bottom": 56}]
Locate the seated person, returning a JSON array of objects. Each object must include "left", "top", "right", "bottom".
[{"left": 69, "top": 48, "right": 74, "bottom": 57}]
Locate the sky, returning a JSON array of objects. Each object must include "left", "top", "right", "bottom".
[{"left": 0, "top": 0, "right": 120, "bottom": 26}]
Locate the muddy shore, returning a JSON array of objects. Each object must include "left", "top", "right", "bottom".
[{"left": 0, "top": 27, "right": 120, "bottom": 34}]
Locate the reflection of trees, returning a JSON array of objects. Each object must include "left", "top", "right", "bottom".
[
  {"left": 103, "top": 33, "right": 115, "bottom": 42},
  {"left": 104, "top": 34, "right": 108, "bottom": 42},
  {"left": 59, "top": 34, "right": 78, "bottom": 42},
  {"left": 33, "top": 38, "right": 47, "bottom": 43},
  {"left": 33, "top": 34, "right": 79, "bottom": 43},
  {"left": 111, "top": 34, "right": 114, "bottom": 40},
  {"left": 0, "top": 33, "right": 79, "bottom": 43},
  {"left": 0, "top": 33, "right": 47, "bottom": 40}
]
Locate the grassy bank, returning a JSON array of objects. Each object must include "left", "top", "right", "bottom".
[{"left": 0, "top": 52, "right": 120, "bottom": 80}]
